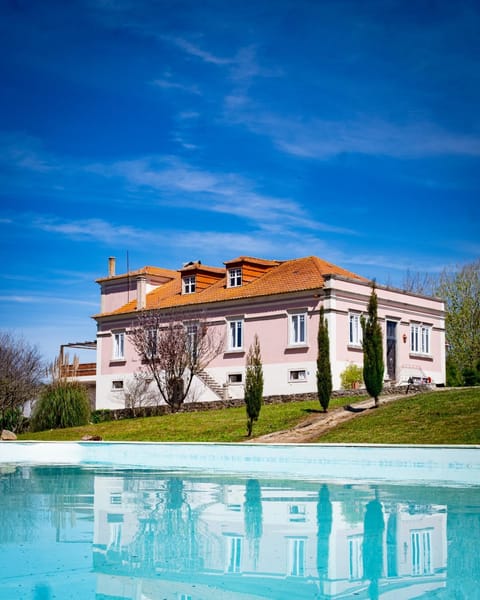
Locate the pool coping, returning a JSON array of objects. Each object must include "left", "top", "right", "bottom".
[{"left": 1, "top": 441, "right": 479, "bottom": 485}]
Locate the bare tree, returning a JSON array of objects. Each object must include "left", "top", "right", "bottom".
[
  {"left": 123, "top": 372, "right": 158, "bottom": 416},
  {"left": 0, "top": 331, "right": 44, "bottom": 431},
  {"left": 128, "top": 310, "right": 224, "bottom": 411},
  {"left": 401, "top": 269, "right": 437, "bottom": 296}
]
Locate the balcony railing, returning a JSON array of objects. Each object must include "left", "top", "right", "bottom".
[{"left": 61, "top": 363, "right": 97, "bottom": 378}]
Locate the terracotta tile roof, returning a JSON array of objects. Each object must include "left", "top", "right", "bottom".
[
  {"left": 96, "top": 266, "right": 177, "bottom": 283},
  {"left": 224, "top": 256, "right": 281, "bottom": 267},
  {"left": 180, "top": 262, "right": 225, "bottom": 275},
  {"left": 98, "top": 256, "right": 366, "bottom": 317}
]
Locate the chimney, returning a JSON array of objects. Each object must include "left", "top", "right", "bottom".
[
  {"left": 108, "top": 257, "right": 116, "bottom": 277},
  {"left": 137, "top": 275, "right": 147, "bottom": 310}
]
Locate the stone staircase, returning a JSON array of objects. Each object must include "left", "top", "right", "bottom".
[{"left": 196, "top": 370, "right": 226, "bottom": 400}]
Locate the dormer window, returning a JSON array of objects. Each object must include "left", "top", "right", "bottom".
[
  {"left": 183, "top": 275, "right": 196, "bottom": 294},
  {"left": 228, "top": 267, "right": 242, "bottom": 287}
]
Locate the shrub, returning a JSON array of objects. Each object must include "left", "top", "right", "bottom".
[
  {"left": 340, "top": 364, "right": 363, "bottom": 390},
  {"left": 462, "top": 367, "right": 478, "bottom": 387},
  {"left": 446, "top": 356, "right": 463, "bottom": 387},
  {"left": 30, "top": 381, "right": 90, "bottom": 432},
  {"left": 91, "top": 409, "right": 113, "bottom": 424}
]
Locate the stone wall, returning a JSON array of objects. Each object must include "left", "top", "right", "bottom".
[{"left": 90, "top": 384, "right": 433, "bottom": 422}]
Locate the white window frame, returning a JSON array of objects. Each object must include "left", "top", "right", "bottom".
[
  {"left": 287, "top": 538, "right": 306, "bottom": 577},
  {"left": 228, "top": 267, "right": 242, "bottom": 288},
  {"left": 228, "top": 373, "right": 243, "bottom": 384},
  {"left": 146, "top": 328, "right": 158, "bottom": 359},
  {"left": 182, "top": 275, "right": 196, "bottom": 294},
  {"left": 112, "top": 331, "right": 125, "bottom": 360},
  {"left": 349, "top": 313, "right": 362, "bottom": 346},
  {"left": 348, "top": 535, "right": 363, "bottom": 580},
  {"left": 289, "top": 369, "right": 307, "bottom": 382},
  {"left": 410, "top": 323, "right": 431, "bottom": 355},
  {"left": 225, "top": 535, "right": 243, "bottom": 573},
  {"left": 289, "top": 504, "right": 306, "bottom": 522},
  {"left": 111, "top": 380, "right": 124, "bottom": 391},
  {"left": 186, "top": 323, "right": 198, "bottom": 361},
  {"left": 411, "top": 529, "right": 433, "bottom": 576},
  {"left": 289, "top": 312, "right": 307, "bottom": 346},
  {"left": 110, "top": 493, "right": 122, "bottom": 505},
  {"left": 227, "top": 318, "right": 243, "bottom": 351}
]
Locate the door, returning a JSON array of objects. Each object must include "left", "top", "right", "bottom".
[{"left": 386, "top": 321, "right": 397, "bottom": 381}]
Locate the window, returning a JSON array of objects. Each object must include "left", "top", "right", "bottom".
[
  {"left": 289, "top": 504, "right": 306, "bottom": 522},
  {"left": 228, "top": 373, "right": 243, "bottom": 384},
  {"left": 289, "top": 369, "right": 307, "bottom": 382},
  {"left": 410, "top": 324, "right": 431, "bottom": 355},
  {"left": 228, "top": 267, "right": 242, "bottom": 287},
  {"left": 289, "top": 312, "right": 307, "bottom": 345},
  {"left": 411, "top": 529, "right": 432, "bottom": 576},
  {"left": 186, "top": 323, "right": 198, "bottom": 361},
  {"left": 183, "top": 275, "right": 196, "bottom": 294},
  {"left": 146, "top": 329, "right": 157, "bottom": 359},
  {"left": 228, "top": 319, "right": 243, "bottom": 350},
  {"left": 288, "top": 538, "right": 306, "bottom": 577},
  {"left": 349, "top": 313, "right": 362, "bottom": 346},
  {"left": 348, "top": 535, "right": 363, "bottom": 580},
  {"left": 107, "top": 518, "right": 122, "bottom": 553},
  {"left": 113, "top": 332, "right": 125, "bottom": 360},
  {"left": 111, "top": 380, "right": 124, "bottom": 391},
  {"left": 226, "top": 536, "right": 242, "bottom": 573}
]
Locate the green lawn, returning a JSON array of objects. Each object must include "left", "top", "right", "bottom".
[
  {"left": 318, "top": 387, "right": 480, "bottom": 444},
  {"left": 19, "top": 396, "right": 350, "bottom": 442},
  {"left": 18, "top": 388, "right": 480, "bottom": 444}
]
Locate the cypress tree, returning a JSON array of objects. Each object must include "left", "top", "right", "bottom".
[
  {"left": 244, "top": 334, "right": 264, "bottom": 437},
  {"left": 317, "top": 306, "right": 332, "bottom": 412},
  {"left": 361, "top": 282, "right": 384, "bottom": 407}
]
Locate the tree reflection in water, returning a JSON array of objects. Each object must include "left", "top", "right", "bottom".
[
  {"left": 317, "top": 484, "right": 332, "bottom": 599},
  {"left": 244, "top": 479, "right": 263, "bottom": 569},
  {"left": 128, "top": 476, "right": 199, "bottom": 575},
  {"left": 363, "top": 489, "right": 385, "bottom": 600}
]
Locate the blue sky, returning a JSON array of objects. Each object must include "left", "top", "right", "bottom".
[{"left": 1, "top": 0, "right": 479, "bottom": 363}]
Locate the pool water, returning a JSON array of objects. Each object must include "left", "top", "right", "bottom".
[{"left": 0, "top": 464, "right": 479, "bottom": 599}]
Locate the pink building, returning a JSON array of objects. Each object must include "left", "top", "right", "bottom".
[{"left": 88, "top": 255, "right": 445, "bottom": 410}]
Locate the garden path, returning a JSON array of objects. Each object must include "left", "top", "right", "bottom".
[{"left": 250, "top": 391, "right": 418, "bottom": 444}]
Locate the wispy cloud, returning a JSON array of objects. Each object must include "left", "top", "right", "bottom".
[
  {"left": 91, "top": 156, "right": 356, "bottom": 235},
  {"left": 151, "top": 76, "right": 201, "bottom": 95},
  {"left": 32, "top": 216, "right": 155, "bottom": 246},
  {"left": 161, "top": 35, "right": 232, "bottom": 66},
  {"left": 0, "top": 133, "right": 57, "bottom": 172},
  {"left": 228, "top": 111, "right": 480, "bottom": 159},
  {"left": 0, "top": 294, "right": 98, "bottom": 306}
]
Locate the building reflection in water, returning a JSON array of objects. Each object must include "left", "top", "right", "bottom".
[
  {"left": 91, "top": 471, "right": 454, "bottom": 599},
  {"left": 1, "top": 465, "right": 478, "bottom": 599}
]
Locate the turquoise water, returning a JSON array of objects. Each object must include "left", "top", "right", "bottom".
[{"left": 0, "top": 465, "right": 479, "bottom": 599}]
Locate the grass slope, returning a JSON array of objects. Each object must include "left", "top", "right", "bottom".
[
  {"left": 18, "top": 388, "right": 479, "bottom": 444},
  {"left": 19, "top": 396, "right": 350, "bottom": 442},
  {"left": 318, "top": 388, "right": 480, "bottom": 444}
]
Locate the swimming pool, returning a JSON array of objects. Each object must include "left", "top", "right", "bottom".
[{"left": 1, "top": 443, "right": 479, "bottom": 599}]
